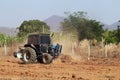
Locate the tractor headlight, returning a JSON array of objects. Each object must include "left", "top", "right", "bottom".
[
  {"left": 14, "top": 52, "right": 22, "bottom": 59},
  {"left": 16, "top": 52, "right": 22, "bottom": 59}
]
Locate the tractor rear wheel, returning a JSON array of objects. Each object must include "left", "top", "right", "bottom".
[
  {"left": 42, "top": 53, "right": 53, "bottom": 64},
  {"left": 22, "top": 47, "right": 36, "bottom": 64}
]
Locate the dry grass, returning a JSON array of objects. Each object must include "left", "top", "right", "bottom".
[
  {"left": 0, "top": 34, "right": 120, "bottom": 60},
  {"left": 53, "top": 34, "right": 120, "bottom": 60},
  {"left": 0, "top": 43, "right": 24, "bottom": 56},
  {"left": 0, "top": 47, "right": 15, "bottom": 56}
]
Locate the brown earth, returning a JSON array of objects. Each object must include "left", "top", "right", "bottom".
[{"left": 0, "top": 55, "right": 120, "bottom": 80}]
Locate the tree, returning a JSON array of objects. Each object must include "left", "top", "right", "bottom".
[
  {"left": 116, "top": 26, "right": 120, "bottom": 42},
  {"left": 18, "top": 20, "right": 50, "bottom": 37},
  {"left": 61, "top": 11, "right": 88, "bottom": 34},
  {"left": 103, "top": 30, "right": 119, "bottom": 44},
  {"left": 61, "top": 11, "right": 104, "bottom": 41},
  {"left": 0, "top": 33, "right": 6, "bottom": 47},
  {"left": 102, "top": 20, "right": 120, "bottom": 44}
]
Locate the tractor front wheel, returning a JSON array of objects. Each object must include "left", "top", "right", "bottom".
[{"left": 42, "top": 53, "right": 53, "bottom": 64}]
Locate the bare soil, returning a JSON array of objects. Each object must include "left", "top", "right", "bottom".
[{"left": 0, "top": 55, "right": 120, "bottom": 80}]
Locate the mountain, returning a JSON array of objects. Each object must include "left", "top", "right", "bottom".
[
  {"left": 102, "top": 22, "right": 120, "bottom": 30},
  {"left": 0, "top": 15, "right": 65, "bottom": 36},
  {"left": 45, "top": 15, "right": 120, "bottom": 31},
  {"left": 0, "top": 16, "right": 119, "bottom": 36},
  {"left": 0, "top": 27, "right": 18, "bottom": 36},
  {"left": 44, "top": 15, "right": 64, "bottom": 32},
  {"left": 109, "top": 21, "right": 120, "bottom": 30},
  {"left": 102, "top": 23, "right": 110, "bottom": 30}
]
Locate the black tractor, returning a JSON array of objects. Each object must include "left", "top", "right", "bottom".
[{"left": 14, "top": 34, "right": 62, "bottom": 64}]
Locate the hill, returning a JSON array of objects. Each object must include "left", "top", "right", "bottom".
[
  {"left": 44, "top": 15, "right": 64, "bottom": 32},
  {"left": 0, "top": 17, "right": 119, "bottom": 36},
  {"left": 103, "top": 21, "right": 120, "bottom": 30},
  {"left": 45, "top": 15, "right": 120, "bottom": 31},
  {"left": 0, "top": 27, "right": 18, "bottom": 36}
]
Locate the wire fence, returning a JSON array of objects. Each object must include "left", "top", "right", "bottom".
[
  {"left": 53, "top": 33, "right": 120, "bottom": 60},
  {"left": 0, "top": 32, "right": 120, "bottom": 60}
]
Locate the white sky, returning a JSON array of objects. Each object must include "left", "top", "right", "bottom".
[{"left": 0, "top": 0, "right": 120, "bottom": 27}]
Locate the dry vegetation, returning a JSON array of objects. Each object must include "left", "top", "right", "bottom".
[{"left": 0, "top": 35, "right": 120, "bottom": 80}]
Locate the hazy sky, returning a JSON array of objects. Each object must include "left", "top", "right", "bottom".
[{"left": 0, "top": 0, "right": 120, "bottom": 27}]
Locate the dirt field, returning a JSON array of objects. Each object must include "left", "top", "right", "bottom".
[{"left": 0, "top": 55, "right": 120, "bottom": 80}]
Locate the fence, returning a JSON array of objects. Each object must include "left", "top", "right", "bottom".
[
  {"left": 53, "top": 33, "right": 120, "bottom": 60},
  {"left": 0, "top": 32, "right": 120, "bottom": 59},
  {"left": 73, "top": 40, "right": 120, "bottom": 60}
]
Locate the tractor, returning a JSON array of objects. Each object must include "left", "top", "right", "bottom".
[{"left": 14, "top": 34, "right": 62, "bottom": 64}]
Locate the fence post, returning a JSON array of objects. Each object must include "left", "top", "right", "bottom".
[
  {"left": 88, "top": 41, "right": 90, "bottom": 60},
  {"left": 72, "top": 44, "right": 75, "bottom": 55},
  {"left": 4, "top": 38, "right": 7, "bottom": 56},
  {"left": 105, "top": 44, "right": 108, "bottom": 57},
  {"left": 17, "top": 45, "right": 19, "bottom": 52},
  {"left": 72, "top": 42, "right": 76, "bottom": 55}
]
